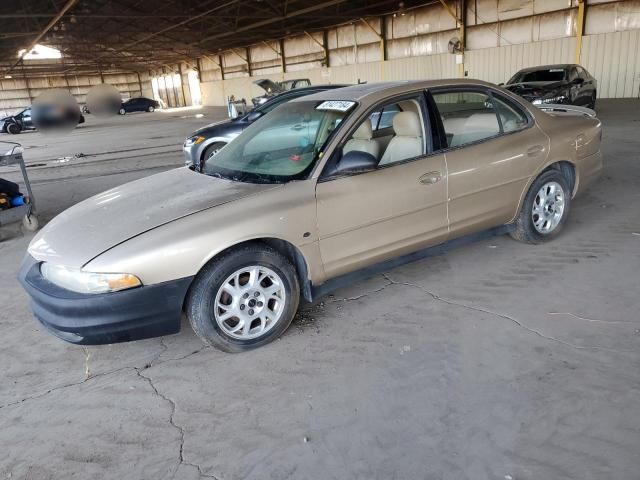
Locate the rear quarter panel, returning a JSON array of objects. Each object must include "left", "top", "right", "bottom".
[
  {"left": 508, "top": 109, "right": 603, "bottom": 222},
  {"left": 534, "top": 110, "right": 603, "bottom": 194}
]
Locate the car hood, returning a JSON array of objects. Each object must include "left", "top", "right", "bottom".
[
  {"left": 505, "top": 81, "right": 567, "bottom": 96},
  {"left": 254, "top": 79, "right": 282, "bottom": 94},
  {"left": 191, "top": 118, "right": 246, "bottom": 137},
  {"left": 28, "top": 167, "right": 279, "bottom": 268}
]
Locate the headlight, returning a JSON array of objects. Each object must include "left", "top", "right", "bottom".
[
  {"left": 184, "top": 135, "right": 205, "bottom": 147},
  {"left": 41, "top": 263, "right": 142, "bottom": 294},
  {"left": 533, "top": 95, "right": 568, "bottom": 105}
]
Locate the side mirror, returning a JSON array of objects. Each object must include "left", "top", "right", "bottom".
[
  {"left": 573, "top": 77, "right": 584, "bottom": 85},
  {"left": 331, "top": 150, "right": 377, "bottom": 176},
  {"left": 246, "top": 110, "right": 263, "bottom": 122}
]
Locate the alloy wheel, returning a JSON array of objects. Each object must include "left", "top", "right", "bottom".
[
  {"left": 532, "top": 181, "right": 565, "bottom": 234},
  {"left": 214, "top": 266, "right": 286, "bottom": 340}
]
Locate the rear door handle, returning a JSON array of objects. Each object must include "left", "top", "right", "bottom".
[
  {"left": 527, "top": 145, "right": 545, "bottom": 156},
  {"left": 419, "top": 171, "right": 442, "bottom": 185}
]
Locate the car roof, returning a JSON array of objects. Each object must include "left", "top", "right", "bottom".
[
  {"left": 282, "top": 84, "right": 349, "bottom": 93},
  {"left": 294, "top": 79, "right": 499, "bottom": 104},
  {"left": 516, "top": 64, "right": 574, "bottom": 73},
  {"left": 257, "top": 84, "right": 350, "bottom": 104}
]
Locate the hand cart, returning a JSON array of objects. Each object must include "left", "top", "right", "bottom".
[{"left": 0, "top": 141, "right": 39, "bottom": 232}]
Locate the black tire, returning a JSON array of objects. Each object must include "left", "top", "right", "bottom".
[
  {"left": 589, "top": 93, "right": 597, "bottom": 110},
  {"left": 6, "top": 123, "right": 21, "bottom": 134},
  {"left": 21, "top": 214, "right": 39, "bottom": 233},
  {"left": 200, "top": 142, "right": 226, "bottom": 170},
  {"left": 118, "top": 108, "right": 126, "bottom": 115},
  {"left": 186, "top": 244, "right": 300, "bottom": 353},
  {"left": 510, "top": 169, "right": 571, "bottom": 244},
  {"left": 147, "top": 105, "right": 155, "bottom": 112}
]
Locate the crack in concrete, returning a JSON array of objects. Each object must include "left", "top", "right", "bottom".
[
  {"left": 328, "top": 279, "right": 394, "bottom": 302},
  {"left": 0, "top": 366, "right": 131, "bottom": 410},
  {"left": 0, "top": 340, "right": 210, "bottom": 411},
  {"left": 143, "top": 338, "right": 168, "bottom": 369},
  {"left": 136, "top": 367, "right": 219, "bottom": 480},
  {"left": 382, "top": 273, "right": 632, "bottom": 353},
  {"left": 160, "top": 345, "right": 211, "bottom": 365},
  {"left": 547, "top": 312, "right": 634, "bottom": 324}
]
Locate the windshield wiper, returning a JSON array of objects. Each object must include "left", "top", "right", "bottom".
[{"left": 207, "top": 171, "right": 230, "bottom": 180}]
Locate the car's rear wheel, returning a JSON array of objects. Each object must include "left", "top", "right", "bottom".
[
  {"left": 6, "top": 123, "right": 21, "bottom": 134},
  {"left": 200, "top": 142, "right": 226, "bottom": 170},
  {"left": 147, "top": 105, "right": 155, "bottom": 112},
  {"left": 510, "top": 169, "right": 571, "bottom": 244},
  {"left": 186, "top": 244, "right": 300, "bottom": 352}
]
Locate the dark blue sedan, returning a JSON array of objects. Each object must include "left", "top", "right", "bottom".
[{"left": 119, "top": 97, "right": 160, "bottom": 115}]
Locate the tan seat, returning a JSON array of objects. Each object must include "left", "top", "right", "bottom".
[
  {"left": 379, "top": 111, "right": 423, "bottom": 166},
  {"left": 449, "top": 113, "right": 500, "bottom": 147},
  {"left": 343, "top": 119, "right": 380, "bottom": 159}
]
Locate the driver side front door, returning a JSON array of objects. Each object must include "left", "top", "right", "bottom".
[{"left": 315, "top": 94, "right": 448, "bottom": 279}]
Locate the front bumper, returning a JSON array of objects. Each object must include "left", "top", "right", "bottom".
[
  {"left": 183, "top": 143, "right": 197, "bottom": 166},
  {"left": 18, "top": 256, "right": 193, "bottom": 345}
]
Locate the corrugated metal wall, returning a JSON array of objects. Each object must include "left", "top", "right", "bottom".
[
  {"left": 582, "top": 29, "right": 640, "bottom": 98},
  {"left": 465, "top": 37, "right": 577, "bottom": 84},
  {"left": 0, "top": 71, "right": 153, "bottom": 116},
  {"left": 199, "top": 0, "right": 640, "bottom": 105},
  {"left": 2, "top": 0, "right": 639, "bottom": 110}
]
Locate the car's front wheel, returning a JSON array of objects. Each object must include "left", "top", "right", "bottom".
[
  {"left": 6, "top": 123, "right": 21, "bottom": 134},
  {"left": 200, "top": 142, "right": 226, "bottom": 170},
  {"left": 186, "top": 244, "right": 300, "bottom": 352},
  {"left": 147, "top": 105, "right": 155, "bottom": 112},
  {"left": 510, "top": 169, "right": 571, "bottom": 244},
  {"left": 119, "top": 108, "right": 126, "bottom": 115}
]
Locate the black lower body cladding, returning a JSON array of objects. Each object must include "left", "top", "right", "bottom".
[{"left": 18, "top": 255, "right": 192, "bottom": 345}]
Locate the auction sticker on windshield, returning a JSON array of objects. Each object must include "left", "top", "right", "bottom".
[{"left": 316, "top": 100, "right": 356, "bottom": 112}]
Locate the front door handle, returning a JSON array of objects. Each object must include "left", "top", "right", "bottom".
[
  {"left": 526, "top": 145, "right": 545, "bottom": 156},
  {"left": 419, "top": 171, "right": 442, "bottom": 185}
]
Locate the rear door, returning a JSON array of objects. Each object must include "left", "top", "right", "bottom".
[{"left": 430, "top": 87, "right": 548, "bottom": 238}]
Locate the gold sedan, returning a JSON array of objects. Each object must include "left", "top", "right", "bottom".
[{"left": 20, "top": 80, "right": 603, "bottom": 352}]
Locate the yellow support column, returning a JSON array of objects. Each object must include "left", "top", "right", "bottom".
[{"left": 576, "top": 0, "right": 586, "bottom": 64}]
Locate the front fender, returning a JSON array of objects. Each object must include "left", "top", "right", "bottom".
[
  {"left": 196, "top": 135, "right": 234, "bottom": 160},
  {"left": 84, "top": 179, "right": 325, "bottom": 286}
]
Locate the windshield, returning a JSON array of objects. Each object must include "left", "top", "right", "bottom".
[
  {"left": 203, "top": 100, "right": 354, "bottom": 183},
  {"left": 509, "top": 68, "right": 567, "bottom": 84},
  {"left": 280, "top": 79, "right": 311, "bottom": 91}
]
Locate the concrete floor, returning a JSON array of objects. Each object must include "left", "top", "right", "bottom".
[{"left": 1, "top": 101, "right": 639, "bottom": 480}]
